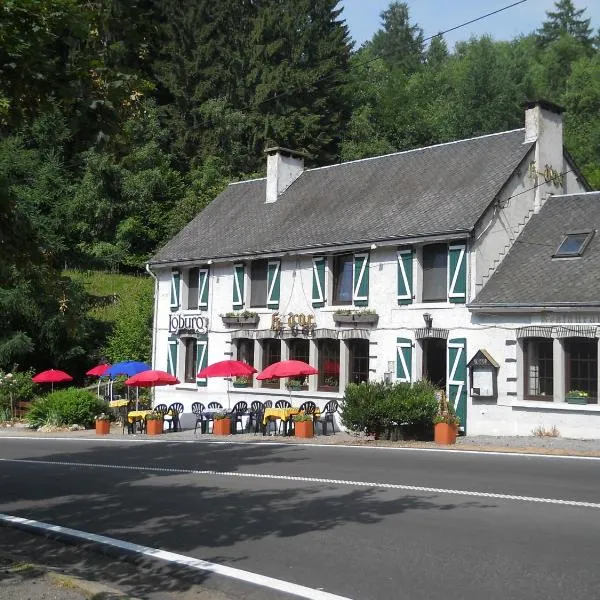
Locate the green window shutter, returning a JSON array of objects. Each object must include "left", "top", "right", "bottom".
[
  {"left": 312, "top": 257, "right": 326, "bottom": 308},
  {"left": 396, "top": 337, "right": 412, "bottom": 383},
  {"left": 198, "top": 268, "right": 209, "bottom": 309},
  {"left": 170, "top": 269, "right": 181, "bottom": 310},
  {"left": 267, "top": 260, "right": 281, "bottom": 309},
  {"left": 448, "top": 338, "right": 467, "bottom": 433},
  {"left": 353, "top": 253, "right": 369, "bottom": 307},
  {"left": 196, "top": 337, "right": 208, "bottom": 387},
  {"left": 448, "top": 244, "right": 467, "bottom": 303},
  {"left": 167, "top": 337, "right": 178, "bottom": 376},
  {"left": 232, "top": 264, "right": 245, "bottom": 309},
  {"left": 397, "top": 248, "right": 413, "bottom": 305}
]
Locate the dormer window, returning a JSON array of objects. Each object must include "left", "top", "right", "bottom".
[{"left": 553, "top": 232, "right": 594, "bottom": 258}]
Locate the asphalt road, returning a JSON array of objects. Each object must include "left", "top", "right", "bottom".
[{"left": 0, "top": 438, "right": 599, "bottom": 600}]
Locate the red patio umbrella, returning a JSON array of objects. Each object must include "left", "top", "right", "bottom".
[
  {"left": 32, "top": 369, "right": 73, "bottom": 393},
  {"left": 125, "top": 370, "right": 180, "bottom": 410},
  {"left": 256, "top": 360, "right": 318, "bottom": 402},
  {"left": 197, "top": 360, "right": 257, "bottom": 409},
  {"left": 86, "top": 364, "right": 112, "bottom": 377}
]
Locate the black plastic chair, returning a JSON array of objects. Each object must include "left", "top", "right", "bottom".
[
  {"left": 230, "top": 401, "right": 248, "bottom": 434},
  {"left": 205, "top": 402, "right": 223, "bottom": 433},
  {"left": 317, "top": 400, "right": 339, "bottom": 435},
  {"left": 275, "top": 399, "right": 291, "bottom": 408},
  {"left": 248, "top": 400, "right": 264, "bottom": 434},
  {"left": 167, "top": 402, "right": 184, "bottom": 432},
  {"left": 263, "top": 400, "right": 273, "bottom": 409},
  {"left": 191, "top": 402, "right": 206, "bottom": 434}
]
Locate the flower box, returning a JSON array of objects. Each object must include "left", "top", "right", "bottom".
[
  {"left": 95, "top": 419, "right": 110, "bottom": 435},
  {"left": 333, "top": 313, "right": 379, "bottom": 326},
  {"left": 213, "top": 417, "right": 231, "bottom": 435},
  {"left": 232, "top": 382, "right": 250, "bottom": 388},
  {"left": 565, "top": 394, "right": 589, "bottom": 405},
  {"left": 221, "top": 314, "right": 259, "bottom": 326}
]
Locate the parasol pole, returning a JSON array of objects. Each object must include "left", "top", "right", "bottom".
[
  {"left": 136, "top": 386, "right": 139, "bottom": 411},
  {"left": 227, "top": 377, "right": 231, "bottom": 410}
]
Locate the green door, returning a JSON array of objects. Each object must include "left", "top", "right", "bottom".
[{"left": 447, "top": 338, "right": 467, "bottom": 433}]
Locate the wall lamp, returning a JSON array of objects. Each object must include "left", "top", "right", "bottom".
[{"left": 423, "top": 312, "right": 433, "bottom": 329}]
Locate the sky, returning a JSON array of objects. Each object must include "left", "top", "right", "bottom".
[{"left": 340, "top": 1, "right": 600, "bottom": 49}]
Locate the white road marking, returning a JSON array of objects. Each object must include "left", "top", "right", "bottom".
[
  {"left": 1, "top": 435, "right": 600, "bottom": 461},
  {"left": 0, "top": 513, "right": 351, "bottom": 600},
  {"left": 1, "top": 457, "right": 599, "bottom": 509}
]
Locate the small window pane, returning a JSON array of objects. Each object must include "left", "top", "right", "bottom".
[
  {"left": 555, "top": 233, "right": 592, "bottom": 257},
  {"left": 237, "top": 339, "right": 254, "bottom": 367},
  {"left": 318, "top": 339, "right": 340, "bottom": 391},
  {"left": 524, "top": 338, "right": 553, "bottom": 399},
  {"left": 566, "top": 338, "right": 597, "bottom": 403},
  {"left": 261, "top": 339, "right": 281, "bottom": 388},
  {"left": 422, "top": 244, "right": 447, "bottom": 302},
  {"left": 289, "top": 339, "right": 310, "bottom": 387},
  {"left": 250, "top": 260, "right": 268, "bottom": 307},
  {"left": 188, "top": 268, "right": 199, "bottom": 309},
  {"left": 349, "top": 339, "right": 369, "bottom": 384},
  {"left": 333, "top": 255, "right": 353, "bottom": 305},
  {"left": 184, "top": 338, "right": 197, "bottom": 383}
]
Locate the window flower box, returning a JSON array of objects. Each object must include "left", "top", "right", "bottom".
[
  {"left": 221, "top": 312, "right": 259, "bottom": 326},
  {"left": 565, "top": 390, "right": 589, "bottom": 405},
  {"left": 233, "top": 376, "right": 251, "bottom": 388},
  {"left": 333, "top": 311, "right": 379, "bottom": 326}
]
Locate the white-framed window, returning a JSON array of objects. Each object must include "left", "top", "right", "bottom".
[
  {"left": 422, "top": 243, "right": 447, "bottom": 302},
  {"left": 332, "top": 254, "right": 354, "bottom": 305},
  {"left": 250, "top": 259, "right": 268, "bottom": 308},
  {"left": 523, "top": 338, "right": 553, "bottom": 400}
]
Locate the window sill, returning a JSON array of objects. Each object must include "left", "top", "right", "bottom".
[
  {"left": 509, "top": 399, "right": 600, "bottom": 412},
  {"left": 230, "top": 387, "right": 342, "bottom": 398},
  {"left": 175, "top": 384, "right": 199, "bottom": 391}
]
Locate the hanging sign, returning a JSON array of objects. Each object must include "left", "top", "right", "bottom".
[
  {"left": 271, "top": 312, "right": 316, "bottom": 336},
  {"left": 169, "top": 312, "right": 209, "bottom": 335}
]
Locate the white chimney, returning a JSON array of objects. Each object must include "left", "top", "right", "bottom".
[
  {"left": 523, "top": 100, "right": 565, "bottom": 212},
  {"left": 265, "top": 147, "right": 305, "bottom": 204}
]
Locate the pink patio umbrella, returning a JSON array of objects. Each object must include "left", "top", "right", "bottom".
[
  {"left": 32, "top": 369, "right": 73, "bottom": 393},
  {"left": 197, "top": 360, "right": 257, "bottom": 409}
]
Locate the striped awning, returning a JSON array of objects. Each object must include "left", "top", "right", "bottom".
[
  {"left": 338, "top": 329, "right": 370, "bottom": 340},
  {"left": 553, "top": 325, "right": 598, "bottom": 339},
  {"left": 516, "top": 326, "right": 553, "bottom": 339},
  {"left": 415, "top": 328, "right": 449, "bottom": 340},
  {"left": 230, "top": 330, "right": 255, "bottom": 340},
  {"left": 254, "top": 329, "right": 277, "bottom": 340},
  {"left": 312, "top": 328, "right": 339, "bottom": 340}
]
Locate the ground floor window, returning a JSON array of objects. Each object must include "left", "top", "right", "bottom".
[
  {"left": 289, "top": 339, "right": 310, "bottom": 388},
  {"left": 183, "top": 338, "right": 197, "bottom": 383},
  {"left": 349, "top": 339, "right": 369, "bottom": 384},
  {"left": 261, "top": 339, "right": 281, "bottom": 388},
  {"left": 236, "top": 339, "right": 254, "bottom": 367},
  {"left": 318, "top": 339, "right": 340, "bottom": 391},
  {"left": 566, "top": 338, "right": 597, "bottom": 403},
  {"left": 524, "top": 338, "right": 553, "bottom": 400}
]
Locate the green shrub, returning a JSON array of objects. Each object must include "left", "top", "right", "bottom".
[
  {"left": 26, "top": 388, "right": 108, "bottom": 428},
  {"left": 0, "top": 368, "right": 36, "bottom": 418}
]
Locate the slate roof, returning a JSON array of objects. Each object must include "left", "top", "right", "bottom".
[
  {"left": 472, "top": 192, "right": 600, "bottom": 307},
  {"left": 151, "top": 129, "right": 533, "bottom": 264}
]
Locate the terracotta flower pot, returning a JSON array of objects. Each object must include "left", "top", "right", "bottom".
[
  {"left": 294, "top": 420, "right": 314, "bottom": 438},
  {"left": 146, "top": 419, "right": 163, "bottom": 435},
  {"left": 213, "top": 418, "right": 231, "bottom": 436},
  {"left": 96, "top": 420, "right": 110, "bottom": 435},
  {"left": 434, "top": 422, "right": 458, "bottom": 445}
]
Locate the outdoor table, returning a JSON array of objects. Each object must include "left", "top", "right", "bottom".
[
  {"left": 127, "top": 409, "right": 152, "bottom": 433},
  {"left": 109, "top": 399, "right": 128, "bottom": 408},
  {"left": 262, "top": 408, "right": 320, "bottom": 436}
]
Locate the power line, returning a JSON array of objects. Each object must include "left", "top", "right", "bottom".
[{"left": 259, "top": 0, "right": 529, "bottom": 107}]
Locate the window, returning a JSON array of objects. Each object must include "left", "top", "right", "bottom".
[
  {"left": 236, "top": 339, "right": 254, "bottom": 367},
  {"left": 332, "top": 254, "right": 353, "bottom": 305},
  {"left": 422, "top": 244, "right": 447, "bottom": 302},
  {"left": 289, "top": 339, "right": 310, "bottom": 388},
  {"left": 524, "top": 338, "right": 553, "bottom": 400},
  {"left": 318, "top": 339, "right": 340, "bottom": 391},
  {"left": 554, "top": 232, "right": 593, "bottom": 258},
  {"left": 250, "top": 259, "right": 268, "bottom": 307},
  {"left": 566, "top": 338, "right": 597, "bottom": 402},
  {"left": 183, "top": 338, "right": 197, "bottom": 383},
  {"left": 188, "top": 267, "right": 199, "bottom": 309},
  {"left": 349, "top": 339, "right": 369, "bottom": 384},
  {"left": 261, "top": 339, "right": 281, "bottom": 388}
]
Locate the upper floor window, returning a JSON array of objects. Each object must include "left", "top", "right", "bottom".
[
  {"left": 250, "top": 259, "right": 268, "bottom": 308},
  {"left": 332, "top": 254, "right": 353, "bottom": 305},
  {"left": 422, "top": 244, "right": 447, "bottom": 302},
  {"left": 188, "top": 267, "right": 199, "bottom": 309}
]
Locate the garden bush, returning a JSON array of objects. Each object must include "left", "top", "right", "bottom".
[
  {"left": 0, "top": 368, "right": 36, "bottom": 419},
  {"left": 341, "top": 380, "right": 439, "bottom": 438},
  {"left": 26, "top": 388, "right": 108, "bottom": 428}
]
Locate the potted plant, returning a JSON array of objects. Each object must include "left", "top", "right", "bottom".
[
  {"left": 293, "top": 413, "right": 314, "bottom": 438},
  {"left": 95, "top": 413, "right": 110, "bottom": 435},
  {"left": 565, "top": 390, "right": 589, "bottom": 405},
  {"left": 213, "top": 412, "right": 231, "bottom": 435},
  {"left": 286, "top": 378, "right": 303, "bottom": 391},
  {"left": 233, "top": 376, "right": 251, "bottom": 388},
  {"left": 221, "top": 311, "right": 259, "bottom": 326},
  {"left": 145, "top": 411, "right": 163, "bottom": 435},
  {"left": 319, "top": 376, "right": 339, "bottom": 392}
]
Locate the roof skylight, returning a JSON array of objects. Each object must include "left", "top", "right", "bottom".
[{"left": 553, "top": 232, "right": 594, "bottom": 258}]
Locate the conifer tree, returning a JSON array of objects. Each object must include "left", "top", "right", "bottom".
[{"left": 537, "top": 0, "right": 594, "bottom": 48}]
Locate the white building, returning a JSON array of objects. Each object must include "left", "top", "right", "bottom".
[{"left": 148, "top": 100, "right": 600, "bottom": 439}]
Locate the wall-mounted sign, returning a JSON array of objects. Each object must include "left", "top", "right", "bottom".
[
  {"left": 271, "top": 312, "right": 316, "bottom": 336},
  {"left": 169, "top": 313, "right": 209, "bottom": 335}
]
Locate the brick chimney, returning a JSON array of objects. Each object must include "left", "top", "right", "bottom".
[
  {"left": 265, "top": 147, "right": 305, "bottom": 203},
  {"left": 523, "top": 100, "right": 565, "bottom": 212}
]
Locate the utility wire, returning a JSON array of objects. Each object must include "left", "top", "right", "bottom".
[{"left": 258, "top": 0, "right": 529, "bottom": 107}]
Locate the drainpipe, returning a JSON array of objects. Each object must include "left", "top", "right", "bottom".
[{"left": 145, "top": 262, "right": 159, "bottom": 371}]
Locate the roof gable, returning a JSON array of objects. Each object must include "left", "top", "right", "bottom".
[{"left": 152, "top": 129, "right": 532, "bottom": 264}]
